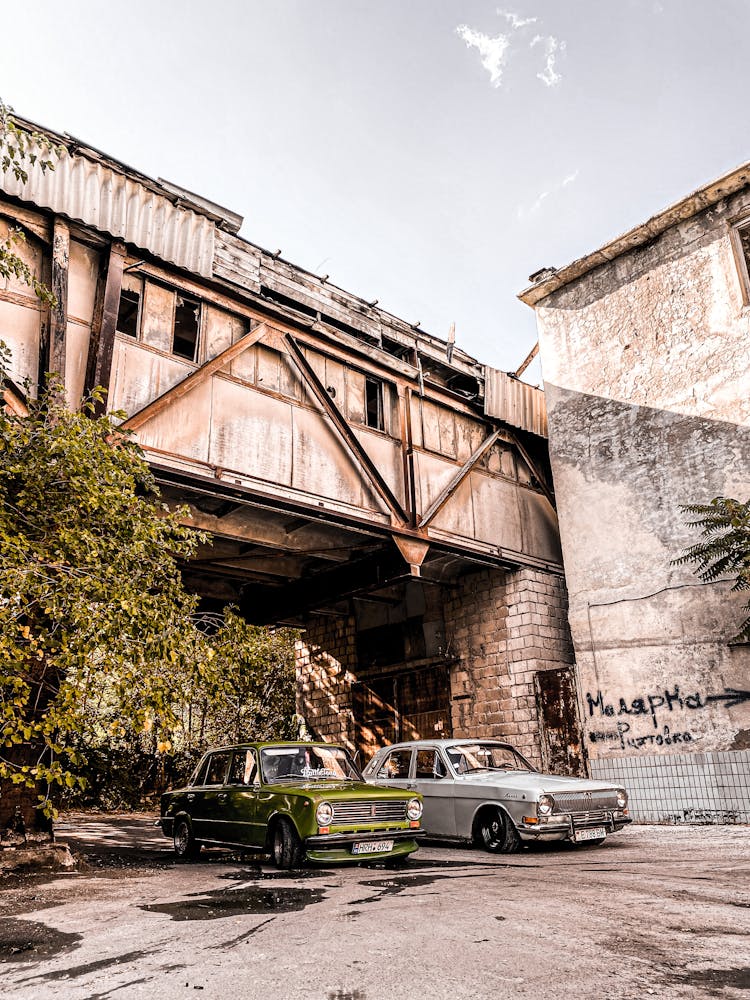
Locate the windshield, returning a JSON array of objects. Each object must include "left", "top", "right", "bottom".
[
  {"left": 445, "top": 743, "right": 533, "bottom": 774},
  {"left": 260, "top": 745, "right": 361, "bottom": 783}
]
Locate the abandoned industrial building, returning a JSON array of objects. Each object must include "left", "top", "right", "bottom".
[{"left": 1, "top": 116, "right": 748, "bottom": 823}]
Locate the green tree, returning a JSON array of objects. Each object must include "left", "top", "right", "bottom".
[
  {"left": 0, "top": 377, "right": 212, "bottom": 821},
  {"left": 0, "top": 100, "right": 60, "bottom": 306},
  {"left": 674, "top": 496, "right": 750, "bottom": 642}
]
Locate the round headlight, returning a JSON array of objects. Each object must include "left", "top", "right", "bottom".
[
  {"left": 315, "top": 801, "right": 333, "bottom": 826},
  {"left": 406, "top": 797, "right": 423, "bottom": 821},
  {"left": 616, "top": 789, "right": 628, "bottom": 810},
  {"left": 537, "top": 794, "right": 554, "bottom": 816}
]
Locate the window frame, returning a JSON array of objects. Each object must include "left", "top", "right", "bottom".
[{"left": 729, "top": 213, "right": 750, "bottom": 306}]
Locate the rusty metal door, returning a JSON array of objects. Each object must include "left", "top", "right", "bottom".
[
  {"left": 534, "top": 667, "right": 585, "bottom": 777},
  {"left": 353, "top": 665, "right": 452, "bottom": 762}
]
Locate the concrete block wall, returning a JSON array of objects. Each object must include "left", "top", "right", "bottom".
[{"left": 444, "top": 566, "right": 574, "bottom": 768}]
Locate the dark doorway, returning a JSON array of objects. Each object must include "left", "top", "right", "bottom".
[
  {"left": 352, "top": 664, "right": 452, "bottom": 762},
  {"left": 534, "top": 666, "right": 585, "bottom": 777}
]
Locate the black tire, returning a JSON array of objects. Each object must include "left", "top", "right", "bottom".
[
  {"left": 173, "top": 818, "right": 201, "bottom": 860},
  {"left": 271, "top": 817, "right": 303, "bottom": 870},
  {"left": 474, "top": 807, "right": 521, "bottom": 854}
]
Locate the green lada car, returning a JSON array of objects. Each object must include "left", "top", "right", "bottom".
[{"left": 158, "top": 742, "right": 423, "bottom": 868}]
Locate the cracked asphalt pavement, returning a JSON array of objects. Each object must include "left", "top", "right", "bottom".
[{"left": 1, "top": 813, "right": 749, "bottom": 999}]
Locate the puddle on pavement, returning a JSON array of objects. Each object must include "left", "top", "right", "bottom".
[
  {"left": 666, "top": 967, "right": 750, "bottom": 993},
  {"left": 142, "top": 885, "right": 326, "bottom": 920},
  {"left": 0, "top": 918, "right": 82, "bottom": 963},
  {"left": 15, "top": 949, "right": 157, "bottom": 983},
  {"left": 350, "top": 872, "right": 457, "bottom": 905},
  {"left": 327, "top": 991, "right": 366, "bottom": 1000},
  {"left": 216, "top": 867, "right": 336, "bottom": 881}
]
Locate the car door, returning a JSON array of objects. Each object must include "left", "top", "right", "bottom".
[
  {"left": 223, "top": 749, "right": 262, "bottom": 846},
  {"left": 190, "top": 750, "right": 232, "bottom": 842},
  {"left": 411, "top": 748, "right": 457, "bottom": 838}
]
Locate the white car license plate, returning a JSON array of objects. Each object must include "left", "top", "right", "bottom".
[
  {"left": 351, "top": 839, "right": 394, "bottom": 855},
  {"left": 573, "top": 826, "right": 606, "bottom": 843}
]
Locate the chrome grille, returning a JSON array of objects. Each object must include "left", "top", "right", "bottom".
[
  {"left": 331, "top": 800, "right": 407, "bottom": 824},
  {"left": 552, "top": 791, "right": 619, "bottom": 814}
]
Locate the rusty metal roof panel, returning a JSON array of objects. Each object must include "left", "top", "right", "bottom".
[
  {"left": 0, "top": 145, "right": 215, "bottom": 278},
  {"left": 483, "top": 367, "right": 547, "bottom": 437}
]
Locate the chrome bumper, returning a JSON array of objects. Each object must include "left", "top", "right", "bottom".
[{"left": 305, "top": 828, "right": 423, "bottom": 848}]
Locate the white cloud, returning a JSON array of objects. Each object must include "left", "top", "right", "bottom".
[
  {"left": 517, "top": 169, "right": 579, "bottom": 219},
  {"left": 497, "top": 9, "right": 538, "bottom": 29},
  {"left": 457, "top": 11, "right": 566, "bottom": 90},
  {"left": 531, "top": 34, "right": 565, "bottom": 87},
  {"left": 456, "top": 24, "right": 511, "bottom": 88}
]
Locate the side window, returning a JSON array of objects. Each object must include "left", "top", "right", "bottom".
[
  {"left": 204, "top": 752, "right": 231, "bottom": 786},
  {"left": 365, "top": 377, "right": 384, "bottom": 431},
  {"left": 228, "top": 750, "right": 258, "bottom": 786},
  {"left": 377, "top": 749, "right": 412, "bottom": 779},
  {"left": 415, "top": 749, "right": 446, "bottom": 779}
]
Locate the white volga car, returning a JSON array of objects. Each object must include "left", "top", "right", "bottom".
[{"left": 363, "top": 739, "right": 631, "bottom": 852}]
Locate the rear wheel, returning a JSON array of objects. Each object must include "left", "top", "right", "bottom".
[
  {"left": 271, "top": 818, "right": 303, "bottom": 870},
  {"left": 474, "top": 807, "right": 521, "bottom": 854},
  {"left": 173, "top": 818, "right": 201, "bottom": 860}
]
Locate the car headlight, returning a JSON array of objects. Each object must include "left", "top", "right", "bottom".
[
  {"left": 315, "top": 801, "right": 333, "bottom": 826},
  {"left": 406, "top": 797, "right": 423, "bottom": 821},
  {"left": 616, "top": 789, "right": 628, "bottom": 810},
  {"left": 537, "top": 794, "right": 554, "bottom": 816}
]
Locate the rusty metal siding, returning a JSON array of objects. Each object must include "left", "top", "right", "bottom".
[
  {"left": 0, "top": 146, "right": 215, "bottom": 277},
  {"left": 484, "top": 366, "right": 548, "bottom": 437}
]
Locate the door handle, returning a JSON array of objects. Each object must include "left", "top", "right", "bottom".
[
  {"left": 186, "top": 793, "right": 195, "bottom": 802},
  {"left": 218, "top": 793, "right": 228, "bottom": 801}
]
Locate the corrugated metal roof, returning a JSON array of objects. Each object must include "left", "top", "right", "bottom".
[
  {"left": 484, "top": 367, "right": 547, "bottom": 437},
  {"left": 0, "top": 144, "right": 215, "bottom": 277}
]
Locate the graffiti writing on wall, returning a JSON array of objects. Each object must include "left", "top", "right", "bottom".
[{"left": 585, "top": 685, "right": 750, "bottom": 752}]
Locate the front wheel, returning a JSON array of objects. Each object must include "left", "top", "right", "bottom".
[
  {"left": 271, "top": 817, "right": 303, "bottom": 870},
  {"left": 173, "top": 818, "right": 201, "bottom": 860},
  {"left": 474, "top": 807, "right": 521, "bottom": 854}
]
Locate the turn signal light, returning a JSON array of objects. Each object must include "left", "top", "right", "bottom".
[
  {"left": 318, "top": 827, "right": 330, "bottom": 834},
  {"left": 522, "top": 816, "right": 538, "bottom": 824},
  {"left": 409, "top": 820, "right": 420, "bottom": 828}
]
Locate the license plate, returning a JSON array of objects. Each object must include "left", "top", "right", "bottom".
[
  {"left": 351, "top": 839, "right": 394, "bottom": 855},
  {"left": 573, "top": 826, "right": 606, "bottom": 843}
]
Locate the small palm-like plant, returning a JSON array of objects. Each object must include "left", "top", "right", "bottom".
[{"left": 674, "top": 497, "right": 750, "bottom": 643}]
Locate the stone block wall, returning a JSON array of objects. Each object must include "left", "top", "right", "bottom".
[{"left": 444, "top": 566, "right": 574, "bottom": 768}]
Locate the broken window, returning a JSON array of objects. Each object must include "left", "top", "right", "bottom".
[
  {"left": 172, "top": 293, "right": 201, "bottom": 361},
  {"left": 732, "top": 219, "right": 750, "bottom": 303},
  {"left": 365, "top": 376, "right": 384, "bottom": 431},
  {"left": 116, "top": 274, "right": 143, "bottom": 338}
]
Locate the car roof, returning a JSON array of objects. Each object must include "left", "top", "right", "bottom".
[
  {"left": 199, "top": 741, "right": 346, "bottom": 753},
  {"left": 372, "top": 738, "right": 515, "bottom": 752}
]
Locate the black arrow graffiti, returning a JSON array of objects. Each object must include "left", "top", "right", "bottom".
[{"left": 705, "top": 688, "right": 750, "bottom": 709}]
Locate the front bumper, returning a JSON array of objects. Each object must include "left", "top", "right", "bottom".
[
  {"left": 305, "top": 828, "right": 423, "bottom": 848},
  {"left": 304, "top": 827, "right": 422, "bottom": 864},
  {"left": 519, "top": 811, "right": 632, "bottom": 842}
]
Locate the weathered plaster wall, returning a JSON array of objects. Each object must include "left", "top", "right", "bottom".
[{"left": 534, "top": 188, "right": 750, "bottom": 822}]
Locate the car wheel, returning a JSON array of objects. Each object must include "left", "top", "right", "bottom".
[
  {"left": 475, "top": 807, "right": 521, "bottom": 854},
  {"left": 173, "top": 818, "right": 201, "bottom": 860},
  {"left": 271, "top": 817, "right": 303, "bottom": 870}
]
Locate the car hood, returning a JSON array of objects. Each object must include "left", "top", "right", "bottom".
[
  {"left": 453, "top": 772, "right": 623, "bottom": 794},
  {"left": 263, "top": 780, "right": 417, "bottom": 800}
]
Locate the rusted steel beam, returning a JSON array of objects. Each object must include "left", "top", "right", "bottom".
[
  {"left": 122, "top": 321, "right": 270, "bottom": 431},
  {"left": 398, "top": 386, "right": 417, "bottom": 526},
  {"left": 506, "top": 430, "right": 556, "bottom": 509},
  {"left": 514, "top": 341, "right": 539, "bottom": 378},
  {"left": 85, "top": 241, "right": 126, "bottom": 413},
  {"left": 49, "top": 217, "right": 70, "bottom": 380},
  {"left": 417, "top": 429, "right": 503, "bottom": 529},
  {"left": 283, "top": 332, "right": 409, "bottom": 526}
]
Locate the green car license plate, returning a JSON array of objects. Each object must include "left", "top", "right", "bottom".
[
  {"left": 573, "top": 826, "right": 606, "bottom": 843},
  {"left": 351, "top": 839, "right": 395, "bottom": 855}
]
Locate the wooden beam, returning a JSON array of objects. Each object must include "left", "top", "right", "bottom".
[
  {"left": 514, "top": 341, "right": 539, "bottom": 378},
  {"left": 507, "top": 430, "right": 556, "bottom": 508},
  {"left": 283, "top": 332, "right": 409, "bottom": 526},
  {"left": 122, "top": 321, "right": 270, "bottom": 431},
  {"left": 418, "top": 430, "right": 502, "bottom": 529},
  {"left": 49, "top": 217, "right": 70, "bottom": 380},
  {"left": 85, "top": 241, "right": 126, "bottom": 413}
]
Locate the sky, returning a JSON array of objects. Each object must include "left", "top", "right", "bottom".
[{"left": 2, "top": 0, "right": 749, "bottom": 383}]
